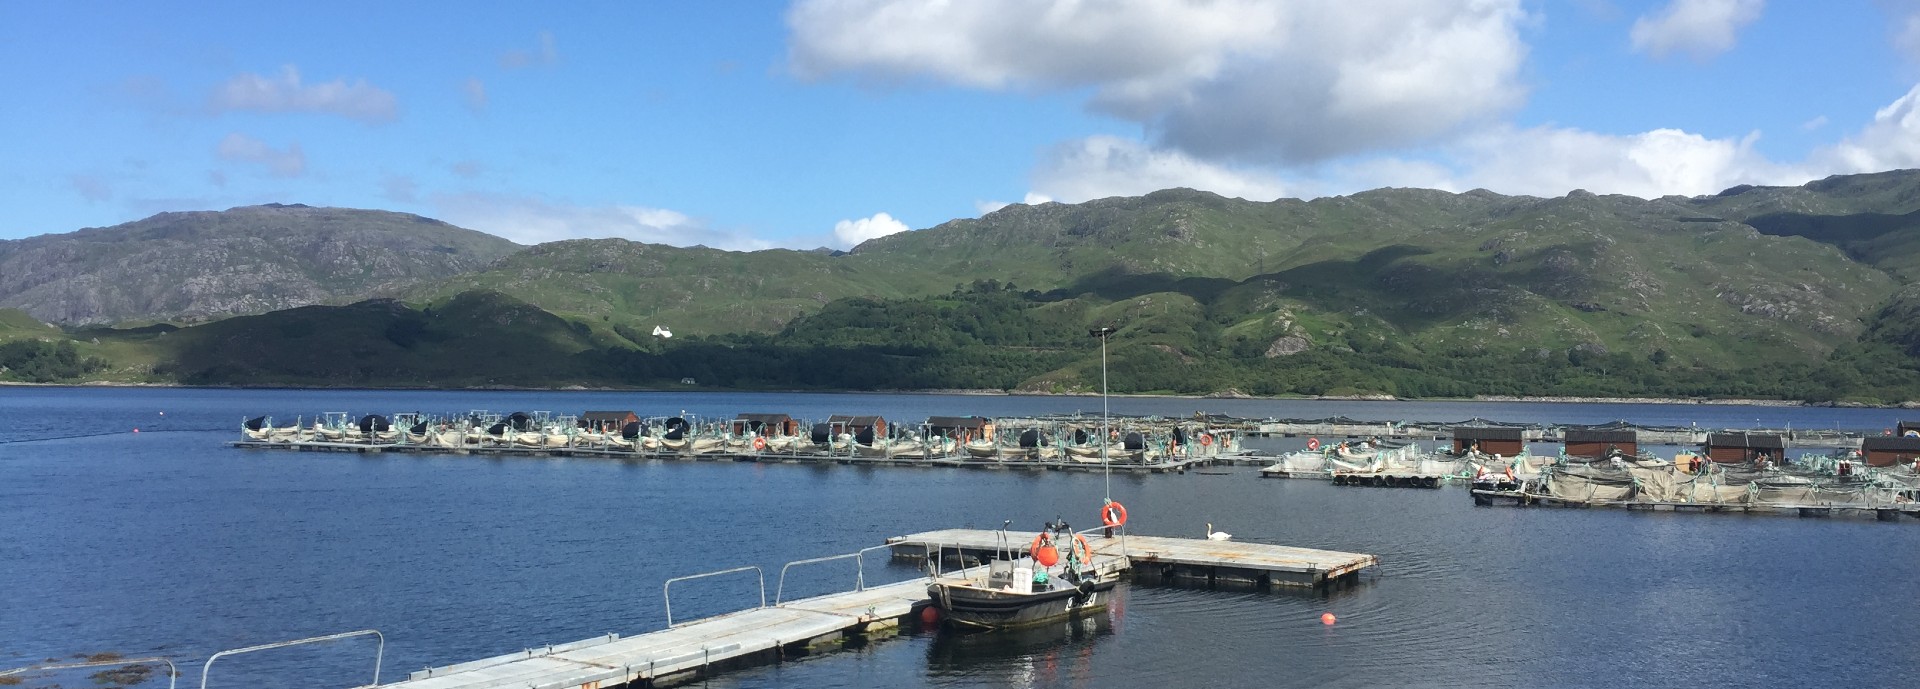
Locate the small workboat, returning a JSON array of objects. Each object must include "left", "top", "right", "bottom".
[{"left": 926, "top": 521, "right": 1118, "bottom": 630}]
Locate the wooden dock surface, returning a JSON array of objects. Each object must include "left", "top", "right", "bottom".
[
  {"left": 389, "top": 572, "right": 939, "bottom": 689},
  {"left": 888, "top": 528, "right": 1377, "bottom": 587}
]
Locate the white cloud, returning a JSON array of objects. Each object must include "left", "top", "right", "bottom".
[
  {"left": 1439, "top": 125, "right": 1803, "bottom": 198},
  {"left": 1813, "top": 82, "right": 1920, "bottom": 173},
  {"left": 501, "top": 30, "right": 559, "bottom": 69},
  {"left": 431, "top": 193, "right": 772, "bottom": 250},
  {"left": 463, "top": 77, "right": 488, "bottom": 112},
  {"left": 1030, "top": 136, "right": 1289, "bottom": 204},
  {"left": 1629, "top": 0, "right": 1764, "bottom": 61},
  {"left": 211, "top": 65, "right": 398, "bottom": 123},
  {"left": 788, "top": 0, "right": 1529, "bottom": 164},
  {"left": 832, "top": 212, "right": 909, "bottom": 247},
  {"left": 1801, "top": 115, "right": 1829, "bottom": 131},
  {"left": 216, "top": 133, "right": 307, "bottom": 177}
]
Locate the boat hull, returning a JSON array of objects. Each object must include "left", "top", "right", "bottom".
[{"left": 927, "top": 579, "right": 1118, "bottom": 630}]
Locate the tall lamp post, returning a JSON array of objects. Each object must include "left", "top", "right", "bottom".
[{"left": 1090, "top": 326, "right": 1116, "bottom": 504}]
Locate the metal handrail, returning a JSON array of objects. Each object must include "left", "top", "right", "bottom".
[
  {"left": 663, "top": 565, "right": 765, "bottom": 627},
  {"left": 774, "top": 553, "right": 861, "bottom": 605},
  {"left": 853, "top": 543, "right": 901, "bottom": 590},
  {"left": 199, "top": 629, "right": 382, "bottom": 689},
  {"left": 2, "top": 656, "right": 180, "bottom": 689}
]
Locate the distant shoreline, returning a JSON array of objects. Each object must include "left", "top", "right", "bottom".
[{"left": 6, "top": 380, "right": 1915, "bottom": 409}]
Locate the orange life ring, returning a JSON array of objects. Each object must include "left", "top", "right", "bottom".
[
  {"left": 1199, "top": 433, "right": 1213, "bottom": 446},
  {"left": 752, "top": 436, "right": 767, "bottom": 451},
  {"left": 1307, "top": 437, "right": 1321, "bottom": 451},
  {"left": 1071, "top": 533, "right": 1094, "bottom": 564},
  {"left": 1100, "top": 501, "right": 1128, "bottom": 528}
]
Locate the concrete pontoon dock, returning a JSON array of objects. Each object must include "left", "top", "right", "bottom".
[
  {"left": 887, "top": 528, "right": 1377, "bottom": 588},
  {"left": 371, "top": 530, "right": 1377, "bottom": 689}
]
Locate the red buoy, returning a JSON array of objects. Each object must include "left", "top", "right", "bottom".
[
  {"left": 920, "top": 606, "right": 941, "bottom": 625},
  {"left": 1034, "top": 544, "right": 1060, "bottom": 567},
  {"left": 1320, "top": 612, "right": 1337, "bottom": 625}
]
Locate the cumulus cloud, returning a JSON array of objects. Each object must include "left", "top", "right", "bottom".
[
  {"left": 463, "top": 77, "right": 488, "bottom": 112},
  {"left": 1629, "top": 0, "right": 1765, "bottom": 61},
  {"left": 431, "top": 193, "right": 771, "bottom": 250},
  {"left": 501, "top": 30, "right": 559, "bottom": 69},
  {"left": 788, "top": 0, "right": 1529, "bottom": 164},
  {"left": 1813, "top": 82, "right": 1920, "bottom": 173},
  {"left": 832, "top": 212, "right": 909, "bottom": 247},
  {"left": 1434, "top": 125, "right": 1803, "bottom": 198},
  {"left": 216, "top": 133, "right": 307, "bottom": 177},
  {"left": 210, "top": 66, "right": 398, "bottom": 123},
  {"left": 1030, "top": 136, "right": 1289, "bottom": 204}
]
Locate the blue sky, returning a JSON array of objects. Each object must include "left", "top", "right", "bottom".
[{"left": 4, "top": 1, "right": 1920, "bottom": 249}]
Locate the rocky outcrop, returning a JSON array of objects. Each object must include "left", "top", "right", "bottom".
[{"left": 0, "top": 204, "right": 521, "bottom": 324}]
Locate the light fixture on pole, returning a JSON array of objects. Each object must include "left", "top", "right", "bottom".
[{"left": 1089, "top": 326, "right": 1117, "bottom": 502}]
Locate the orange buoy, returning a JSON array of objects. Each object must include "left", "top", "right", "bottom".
[
  {"left": 1199, "top": 433, "right": 1213, "bottom": 446},
  {"left": 751, "top": 436, "right": 767, "bottom": 451},
  {"left": 1321, "top": 612, "right": 1337, "bottom": 625},
  {"left": 1100, "top": 501, "right": 1128, "bottom": 528},
  {"left": 1033, "top": 544, "right": 1060, "bottom": 567},
  {"left": 1307, "top": 437, "right": 1321, "bottom": 451},
  {"left": 920, "top": 606, "right": 941, "bottom": 625}
]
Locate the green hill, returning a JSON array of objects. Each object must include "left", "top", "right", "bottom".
[{"left": 13, "top": 169, "right": 1920, "bottom": 402}]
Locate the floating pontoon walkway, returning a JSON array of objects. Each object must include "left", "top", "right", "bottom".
[
  {"left": 387, "top": 572, "right": 935, "bottom": 689},
  {"left": 1471, "top": 488, "right": 1920, "bottom": 521},
  {"left": 229, "top": 440, "right": 1218, "bottom": 473},
  {"left": 376, "top": 530, "right": 1375, "bottom": 689},
  {"left": 887, "top": 529, "right": 1377, "bottom": 588}
]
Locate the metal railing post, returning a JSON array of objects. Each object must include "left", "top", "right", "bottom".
[
  {"left": 775, "top": 553, "right": 862, "bottom": 604},
  {"left": 199, "top": 629, "right": 382, "bottom": 689},
  {"left": 663, "top": 565, "right": 766, "bottom": 626}
]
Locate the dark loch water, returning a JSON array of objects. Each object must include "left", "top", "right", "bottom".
[{"left": 3, "top": 388, "right": 1918, "bottom": 688}]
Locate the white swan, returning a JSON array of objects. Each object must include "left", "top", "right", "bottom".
[{"left": 1206, "top": 522, "right": 1232, "bottom": 541}]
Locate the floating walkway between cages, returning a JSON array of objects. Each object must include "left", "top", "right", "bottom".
[
  {"left": 227, "top": 440, "right": 1227, "bottom": 474},
  {"left": 1470, "top": 487, "right": 1920, "bottom": 521},
  {"left": 375, "top": 530, "right": 1374, "bottom": 689}
]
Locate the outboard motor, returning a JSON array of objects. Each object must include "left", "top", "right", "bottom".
[
  {"left": 409, "top": 421, "right": 428, "bottom": 435},
  {"left": 811, "top": 423, "right": 832, "bottom": 444},
  {"left": 621, "top": 421, "right": 642, "bottom": 440},
  {"left": 244, "top": 416, "right": 267, "bottom": 431},
  {"left": 1019, "top": 429, "right": 1041, "bottom": 448},
  {"left": 507, "top": 412, "right": 533, "bottom": 432},
  {"left": 359, "top": 415, "right": 390, "bottom": 433},
  {"left": 488, "top": 422, "right": 508, "bottom": 436},
  {"left": 855, "top": 426, "right": 876, "bottom": 446},
  {"left": 1073, "top": 428, "right": 1089, "bottom": 445},
  {"left": 1171, "top": 427, "right": 1187, "bottom": 446},
  {"left": 1123, "top": 432, "right": 1146, "bottom": 451}
]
